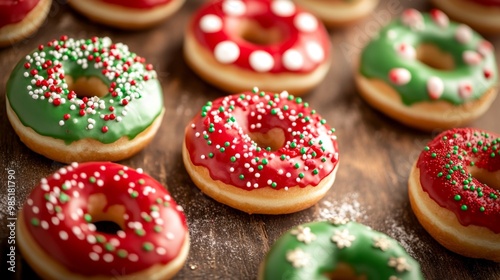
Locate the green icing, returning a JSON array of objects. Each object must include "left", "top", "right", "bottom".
[
  {"left": 6, "top": 37, "right": 163, "bottom": 144},
  {"left": 359, "top": 11, "right": 497, "bottom": 105},
  {"left": 260, "top": 221, "right": 423, "bottom": 280}
]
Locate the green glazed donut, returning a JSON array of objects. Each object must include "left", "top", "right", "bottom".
[
  {"left": 6, "top": 36, "right": 164, "bottom": 162},
  {"left": 259, "top": 219, "right": 424, "bottom": 280},
  {"left": 356, "top": 9, "right": 498, "bottom": 130}
]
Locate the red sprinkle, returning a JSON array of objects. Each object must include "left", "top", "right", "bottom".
[
  {"left": 79, "top": 109, "right": 85, "bottom": 116},
  {"left": 101, "top": 126, "right": 109, "bottom": 133},
  {"left": 109, "top": 106, "right": 115, "bottom": 112},
  {"left": 121, "top": 99, "right": 129, "bottom": 105},
  {"left": 38, "top": 45, "right": 44, "bottom": 51},
  {"left": 53, "top": 98, "right": 61, "bottom": 106},
  {"left": 24, "top": 63, "right": 31, "bottom": 69},
  {"left": 30, "top": 69, "right": 38, "bottom": 76}
]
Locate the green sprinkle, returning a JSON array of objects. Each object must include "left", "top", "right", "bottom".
[
  {"left": 207, "top": 140, "right": 212, "bottom": 145},
  {"left": 89, "top": 177, "right": 96, "bottom": 183},
  {"left": 283, "top": 105, "right": 289, "bottom": 110},
  {"left": 150, "top": 205, "right": 159, "bottom": 212},
  {"left": 295, "top": 97, "right": 302, "bottom": 104},
  {"left": 142, "top": 242, "right": 154, "bottom": 252},
  {"left": 230, "top": 156, "right": 236, "bottom": 162},
  {"left": 130, "top": 191, "right": 139, "bottom": 198},
  {"left": 138, "top": 179, "right": 145, "bottom": 185},
  {"left": 105, "top": 243, "right": 115, "bottom": 252},
  {"left": 313, "top": 169, "right": 319, "bottom": 175},
  {"left": 84, "top": 214, "right": 92, "bottom": 223},
  {"left": 478, "top": 141, "right": 483, "bottom": 146},
  {"left": 454, "top": 195, "right": 461, "bottom": 201},
  {"left": 55, "top": 206, "right": 62, "bottom": 213},
  {"left": 491, "top": 153, "right": 496, "bottom": 158},
  {"left": 298, "top": 173, "right": 305, "bottom": 179},
  {"left": 96, "top": 235, "right": 106, "bottom": 243},
  {"left": 135, "top": 229, "right": 145, "bottom": 236},
  {"left": 320, "top": 119, "right": 326, "bottom": 125},
  {"left": 59, "top": 193, "right": 70, "bottom": 203},
  {"left": 280, "top": 155, "right": 286, "bottom": 160},
  {"left": 62, "top": 183, "right": 70, "bottom": 190},
  {"left": 271, "top": 182, "right": 277, "bottom": 188},
  {"left": 290, "top": 142, "right": 297, "bottom": 148},
  {"left": 271, "top": 108, "right": 278, "bottom": 115},
  {"left": 479, "top": 206, "right": 485, "bottom": 212},
  {"left": 446, "top": 175, "right": 452, "bottom": 180},
  {"left": 117, "top": 249, "right": 128, "bottom": 258},
  {"left": 300, "top": 147, "right": 307, "bottom": 154},
  {"left": 294, "top": 163, "right": 300, "bottom": 169},
  {"left": 472, "top": 147, "right": 478, "bottom": 153},
  {"left": 461, "top": 205, "right": 468, "bottom": 211},
  {"left": 31, "top": 218, "right": 40, "bottom": 226},
  {"left": 262, "top": 159, "right": 268, "bottom": 165},
  {"left": 239, "top": 174, "right": 245, "bottom": 180},
  {"left": 258, "top": 165, "right": 263, "bottom": 170},
  {"left": 154, "top": 225, "right": 162, "bottom": 233},
  {"left": 437, "top": 172, "right": 443, "bottom": 177},
  {"left": 431, "top": 153, "right": 437, "bottom": 158},
  {"left": 321, "top": 158, "right": 327, "bottom": 162},
  {"left": 219, "top": 147, "right": 225, "bottom": 153},
  {"left": 208, "top": 153, "right": 214, "bottom": 158},
  {"left": 424, "top": 146, "right": 430, "bottom": 151}
]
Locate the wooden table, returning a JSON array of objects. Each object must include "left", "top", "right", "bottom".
[{"left": 1, "top": 1, "right": 499, "bottom": 279}]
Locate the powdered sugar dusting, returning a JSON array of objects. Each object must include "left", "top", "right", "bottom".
[
  {"left": 318, "top": 192, "right": 366, "bottom": 221},
  {"left": 382, "top": 217, "right": 429, "bottom": 262}
]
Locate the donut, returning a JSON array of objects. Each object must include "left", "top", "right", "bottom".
[
  {"left": 182, "top": 88, "right": 339, "bottom": 214},
  {"left": 431, "top": 0, "right": 500, "bottom": 34},
  {"left": 184, "top": 0, "right": 331, "bottom": 95},
  {"left": 17, "top": 162, "right": 189, "bottom": 279},
  {"left": 259, "top": 219, "right": 424, "bottom": 279},
  {"left": 292, "top": 0, "right": 379, "bottom": 26},
  {"left": 0, "top": 0, "right": 52, "bottom": 47},
  {"left": 6, "top": 36, "right": 164, "bottom": 163},
  {"left": 68, "top": 0, "right": 185, "bottom": 29},
  {"left": 408, "top": 128, "right": 500, "bottom": 262},
  {"left": 356, "top": 9, "right": 498, "bottom": 131}
]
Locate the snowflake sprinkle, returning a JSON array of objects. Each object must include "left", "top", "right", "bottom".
[
  {"left": 388, "top": 257, "right": 411, "bottom": 272},
  {"left": 372, "top": 236, "right": 392, "bottom": 251},
  {"left": 331, "top": 229, "right": 355, "bottom": 249},
  {"left": 290, "top": 226, "right": 316, "bottom": 244},
  {"left": 286, "top": 248, "right": 310, "bottom": 268}
]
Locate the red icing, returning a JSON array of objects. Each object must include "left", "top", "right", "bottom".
[
  {"left": 190, "top": 0, "right": 330, "bottom": 73},
  {"left": 185, "top": 90, "right": 339, "bottom": 190},
  {"left": 0, "top": 0, "right": 39, "bottom": 28},
  {"left": 22, "top": 162, "right": 188, "bottom": 276},
  {"left": 466, "top": 0, "right": 500, "bottom": 6},
  {"left": 417, "top": 128, "right": 500, "bottom": 233},
  {"left": 100, "top": 0, "right": 172, "bottom": 9}
]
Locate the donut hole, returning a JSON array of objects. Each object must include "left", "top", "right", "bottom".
[
  {"left": 248, "top": 128, "right": 285, "bottom": 151},
  {"left": 416, "top": 44, "right": 455, "bottom": 71},
  {"left": 323, "top": 263, "right": 366, "bottom": 279},
  {"left": 65, "top": 76, "right": 108, "bottom": 99},
  {"left": 468, "top": 166, "right": 500, "bottom": 191},
  {"left": 234, "top": 19, "right": 285, "bottom": 46},
  {"left": 87, "top": 194, "right": 126, "bottom": 234}
]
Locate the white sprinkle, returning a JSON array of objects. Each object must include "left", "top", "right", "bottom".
[
  {"left": 103, "top": 254, "right": 114, "bottom": 263},
  {"left": 455, "top": 24, "right": 473, "bottom": 44},
  {"left": 59, "top": 231, "right": 68, "bottom": 240},
  {"left": 89, "top": 252, "right": 99, "bottom": 261}
]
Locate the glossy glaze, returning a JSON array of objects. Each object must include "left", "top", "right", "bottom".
[
  {"left": 7, "top": 36, "right": 163, "bottom": 144},
  {"left": 21, "top": 162, "right": 188, "bottom": 275},
  {"left": 185, "top": 89, "right": 339, "bottom": 191},
  {"left": 190, "top": 0, "right": 330, "bottom": 73},
  {"left": 0, "top": 0, "right": 39, "bottom": 28},
  {"left": 100, "top": 0, "right": 172, "bottom": 9},
  {"left": 360, "top": 9, "right": 497, "bottom": 105},
  {"left": 417, "top": 128, "right": 500, "bottom": 233},
  {"left": 261, "top": 220, "right": 424, "bottom": 280}
]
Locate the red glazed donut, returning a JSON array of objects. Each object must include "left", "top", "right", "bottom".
[
  {"left": 183, "top": 88, "right": 339, "bottom": 214},
  {"left": 68, "top": 0, "right": 185, "bottom": 29},
  {"left": 409, "top": 128, "right": 500, "bottom": 262},
  {"left": 17, "top": 162, "right": 190, "bottom": 279},
  {"left": 0, "top": 0, "right": 52, "bottom": 46},
  {"left": 184, "top": 0, "right": 331, "bottom": 95},
  {"left": 432, "top": 0, "right": 500, "bottom": 34}
]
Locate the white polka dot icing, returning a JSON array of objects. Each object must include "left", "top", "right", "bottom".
[
  {"left": 305, "top": 41, "right": 325, "bottom": 63},
  {"left": 214, "top": 41, "right": 240, "bottom": 64},
  {"left": 271, "top": 0, "right": 296, "bottom": 17},
  {"left": 200, "top": 14, "right": 223, "bottom": 33},
  {"left": 294, "top": 13, "right": 318, "bottom": 32},
  {"left": 282, "top": 49, "right": 304, "bottom": 71},
  {"left": 249, "top": 50, "right": 275, "bottom": 72},
  {"left": 223, "top": 0, "right": 246, "bottom": 16}
]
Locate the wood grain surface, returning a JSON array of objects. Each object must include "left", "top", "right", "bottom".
[{"left": 1, "top": 0, "right": 499, "bottom": 279}]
